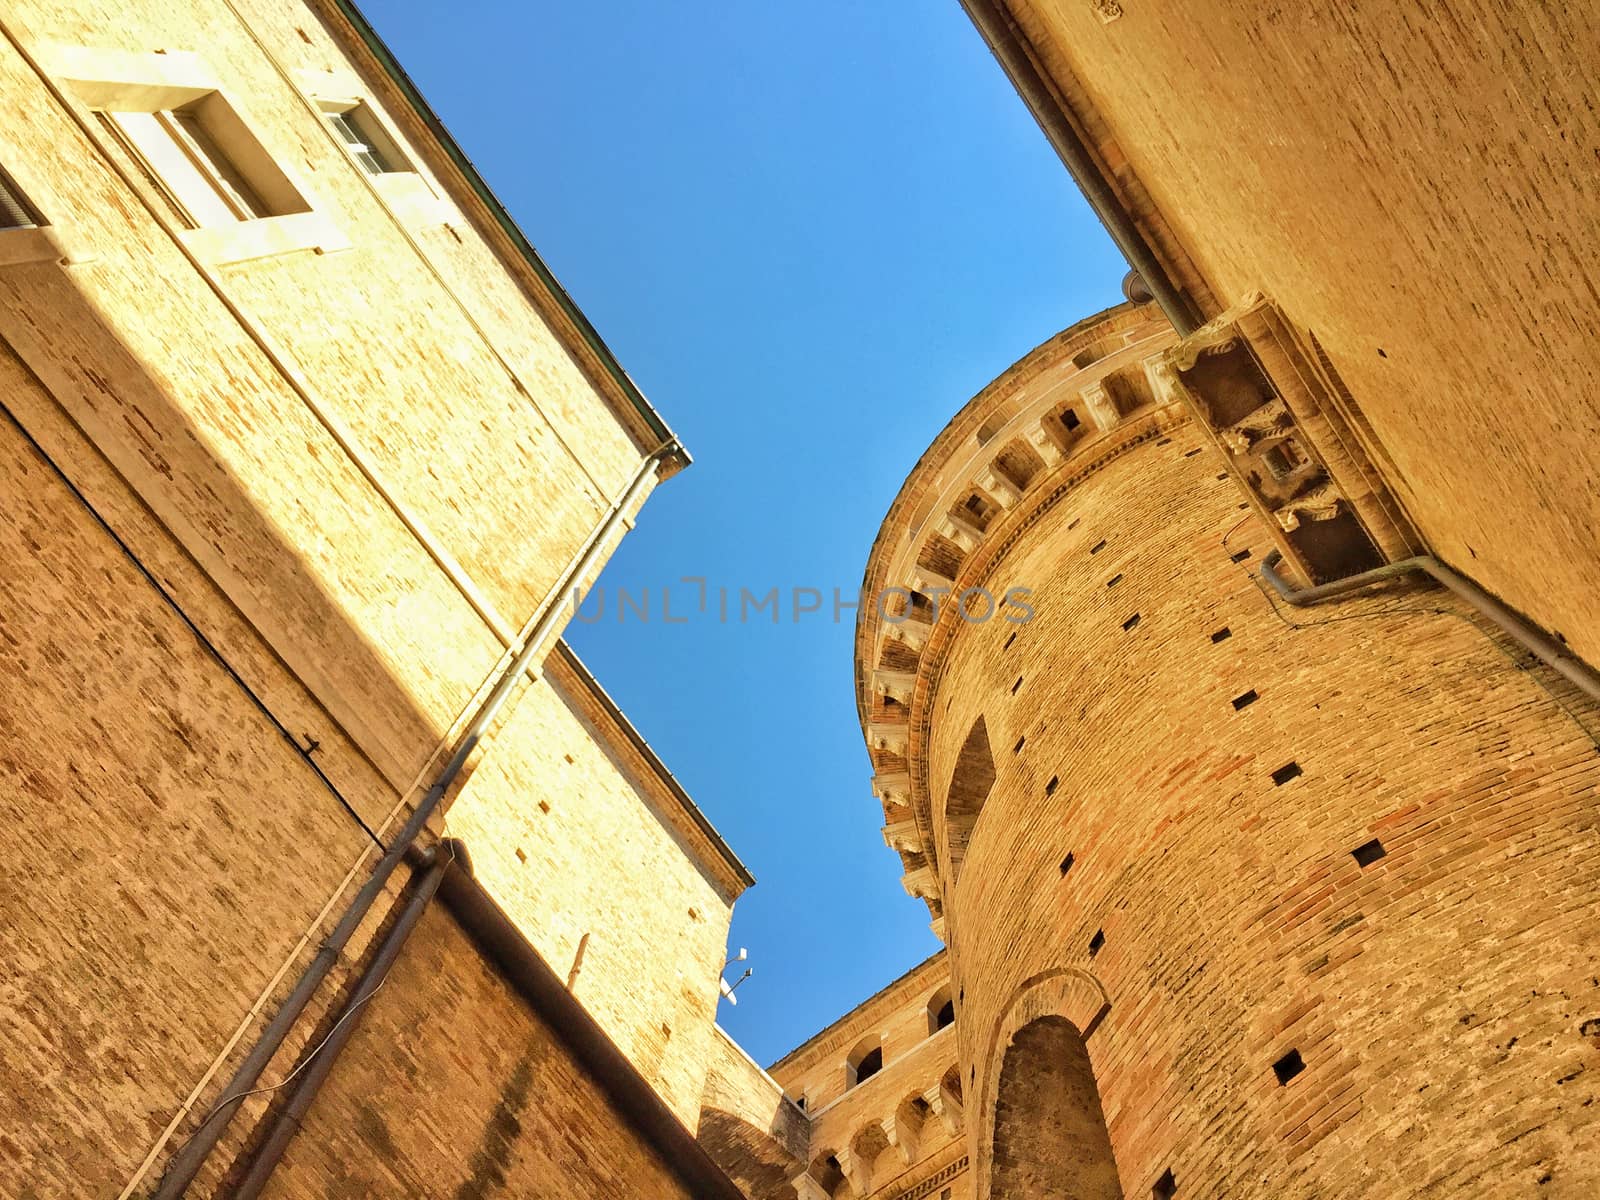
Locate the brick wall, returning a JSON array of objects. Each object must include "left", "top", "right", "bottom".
[
  {"left": 259, "top": 904, "right": 701, "bottom": 1200},
  {"left": 0, "top": 2, "right": 729, "bottom": 1193},
  {"left": 1001, "top": 0, "right": 1600, "bottom": 672},
  {"left": 927, "top": 419, "right": 1600, "bottom": 1197},
  {"left": 442, "top": 652, "right": 742, "bottom": 1128},
  {"left": 699, "top": 1026, "right": 810, "bottom": 1200}
]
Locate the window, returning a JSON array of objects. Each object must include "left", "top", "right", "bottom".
[
  {"left": 854, "top": 1047, "right": 883, "bottom": 1084},
  {"left": 320, "top": 101, "right": 409, "bottom": 175},
  {"left": 96, "top": 95, "right": 310, "bottom": 228},
  {"left": 0, "top": 168, "right": 42, "bottom": 230},
  {"left": 845, "top": 1035, "right": 884, "bottom": 1089},
  {"left": 927, "top": 984, "right": 955, "bottom": 1035}
]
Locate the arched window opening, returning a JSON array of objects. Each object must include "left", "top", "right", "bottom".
[
  {"left": 927, "top": 983, "right": 956, "bottom": 1036},
  {"left": 846, "top": 1034, "right": 885, "bottom": 1089},
  {"left": 945, "top": 716, "right": 996, "bottom": 886},
  {"left": 991, "top": 1016, "right": 1120, "bottom": 1199},
  {"left": 855, "top": 1047, "right": 883, "bottom": 1083}
]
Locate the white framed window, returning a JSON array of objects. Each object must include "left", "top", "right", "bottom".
[
  {"left": 47, "top": 45, "right": 345, "bottom": 265},
  {"left": 0, "top": 167, "right": 42, "bottom": 230},
  {"left": 94, "top": 95, "right": 310, "bottom": 229},
  {"left": 319, "top": 101, "right": 409, "bottom": 175}
]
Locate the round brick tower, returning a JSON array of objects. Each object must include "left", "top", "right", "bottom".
[{"left": 854, "top": 302, "right": 1600, "bottom": 1198}]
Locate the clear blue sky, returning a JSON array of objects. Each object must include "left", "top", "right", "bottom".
[{"left": 366, "top": 0, "right": 1126, "bottom": 1064}]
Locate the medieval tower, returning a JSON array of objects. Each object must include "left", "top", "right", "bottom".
[{"left": 850, "top": 299, "right": 1600, "bottom": 1198}]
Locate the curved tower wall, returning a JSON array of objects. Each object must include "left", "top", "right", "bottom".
[{"left": 859, "top": 305, "right": 1600, "bottom": 1198}]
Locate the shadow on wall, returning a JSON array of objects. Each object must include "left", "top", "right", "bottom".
[
  {"left": 0, "top": 255, "right": 489, "bottom": 1193},
  {"left": 698, "top": 1108, "right": 805, "bottom": 1200}
]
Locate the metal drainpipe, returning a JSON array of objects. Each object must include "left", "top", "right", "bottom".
[
  {"left": 1258, "top": 550, "right": 1600, "bottom": 705},
  {"left": 956, "top": 0, "right": 1202, "bottom": 336},
  {"left": 151, "top": 443, "right": 673, "bottom": 1198},
  {"left": 229, "top": 843, "right": 454, "bottom": 1198}
]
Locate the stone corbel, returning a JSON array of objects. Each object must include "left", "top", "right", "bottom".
[
  {"left": 832, "top": 1147, "right": 869, "bottom": 1199},
  {"left": 872, "top": 771, "right": 911, "bottom": 806},
  {"left": 872, "top": 669, "right": 916, "bottom": 706},
  {"left": 886, "top": 1112, "right": 920, "bottom": 1166},
  {"left": 866, "top": 722, "right": 907, "bottom": 757},
  {"left": 882, "top": 817, "right": 922, "bottom": 854},
  {"left": 1026, "top": 420, "right": 1068, "bottom": 466},
  {"left": 883, "top": 614, "right": 933, "bottom": 653},
  {"left": 1217, "top": 394, "right": 1292, "bottom": 455},
  {"left": 925, "top": 1082, "right": 963, "bottom": 1135},
  {"left": 1272, "top": 475, "right": 1343, "bottom": 531},
  {"left": 976, "top": 468, "right": 1022, "bottom": 509},
  {"left": 902, "top": 863, "right": 938, "bottom": 901},
  {"left": 936, "top": 511, "right": 986, "bottom": 552},
  {"left": 1079, "top": 379, "right": 1121, "bottom": 432},
  {"left": 909, "top": 563, "right": 955, "bottom": 597}
]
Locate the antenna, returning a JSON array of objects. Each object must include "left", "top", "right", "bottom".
[{"left": 718, "top": 965, "right": 753, "bottom": 1006}]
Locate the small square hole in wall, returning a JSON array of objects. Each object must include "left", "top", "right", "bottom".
[
  {"left": 1271, "top": 761, "right": 1302, "bottom": 786},
  {"left": 1184, "top": 446, "right": 1203, "bottom": 457},
  {"left": 1230, "top": 548, "right": 1252, "bottom": 563},
  {"left": 1107, "top": 573, "right": 1123, "bottom": 588},
  {"left": 1091, "top": 539, "right": 1107, "bottom": 555},
  {"left": 1045, "top": 775, "right": 1059, "bottom": 796},
  {"left": 1122, "top": 613, "right": 1141, "bottom": 631},
  {"left": 538, "top": 799, "right": 552, "bottom": 814},
  {"left": 563, "top": 753, "right": 575, "bottom": 764},
  {"left": 1088, "top": 929, "right": 1105, "bottom": 957},
  {"left": 1211, "top": 627, "right": 1232, "bottom": 643},
  {"left": 1216, "top": 472, "right": 1229, "bottom": 481},
  {"left": 1273, "top": 1049, "right": 1306, "bottom": 1085},
  {"left": 1012, "top": 676, "right": 1024, "bottom": 694},
  {"left": 514, "top": 846, "right": 527, "bottom": 864},
  {"left": 1152, "top": 1168, "right": 1177, "bottom": 1198},
  {"left": 1004, "top": 631, "right": 1018, "bottom": 650},
  {"left": 1059, "top": 852, "right": 1075, "bottom": 876},
  {"left": 1352, "top": 838, "right": 1387, "bottom": 867},
  {"left": 1232, "top": 689, "right": 1259, "bottom": 711},
  {"left": 1156, "top": 437, "right": 1172, "bottom": 446},
  {"left": 1062, "top": 408, "right": 1081, "bottom": 431},
  {"left": 1013, "top": 736, "right": 1026, "bottom": 754}
]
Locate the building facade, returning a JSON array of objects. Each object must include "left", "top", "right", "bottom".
[
  {"left": 852, "top": 299, "right": 1600, "bottom": 1198},
  {"left": 699, "top": 953, "right": 971, "bottom": 1200},
  {"left": 0, "top": 1, "right": 752, "bottom": 1196}
]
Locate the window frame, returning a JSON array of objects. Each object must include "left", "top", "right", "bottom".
[{"left": 49, "top": 44, "right": 345, "bottom": 265}]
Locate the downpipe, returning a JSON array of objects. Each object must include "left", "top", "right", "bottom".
[
  {"left": 1258, "top": 549, "right": 1600, "bottom": 706},
  {"left": 229, "top": 842, "right": 455, "bottom": 1198},
  {"left": 151, "top": 442, "right": 673, "bottom": 1198}
]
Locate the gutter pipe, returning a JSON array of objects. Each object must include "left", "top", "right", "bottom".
[
  {"left": 152, "top": 444, "right": 673, "bottom": 1197},
  {"left": 956, "top": 0, "right": 1202, "bottom": 336},
  {"left": 1259, "top": 550, "right": 1600, "bottom": 706},
  {"left": 230, "top": 843, "right": 453, "bottom": 1198},
  {"left": 230, "top": 841, "right": 747, "bottom": 1200}
]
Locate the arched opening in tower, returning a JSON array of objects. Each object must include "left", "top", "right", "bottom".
[
  {"left": 946, "top": 715, "right": 996, "bottom": 885},
  {"left": 991, "top": 1015, "right": 1121, "bottom": 1200}
]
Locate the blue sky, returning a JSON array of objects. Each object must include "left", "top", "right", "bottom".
[{"left": 366, "top": 0, "right": 1126, "bottom": 1063}]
